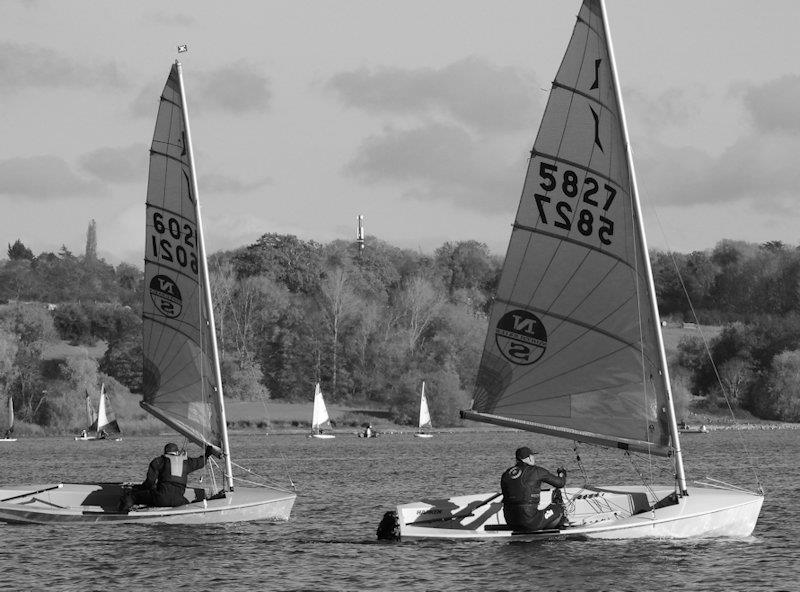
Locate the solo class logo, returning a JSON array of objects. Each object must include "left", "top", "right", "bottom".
[
  {"left": 149, "top": 274, "right": 182, "bottom": 318},
  {"left": 495, "top": 309, "right": 547, "bottom": 365}
]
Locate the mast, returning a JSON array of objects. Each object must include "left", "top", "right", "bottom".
[
  {"left": 598, "top": 0, "right": 687, "bottom": 494},
  {"left": 174, "top": 60, "right": 235, "bottom": 492}
]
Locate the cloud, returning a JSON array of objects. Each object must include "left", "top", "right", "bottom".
[
  {"left": 140, "top": 11, "right": 197, "bottom": 26},
  {"left": 346, "top": 122, "right": 523, "bottom": 212},
  {"left": 130, "top": 60, "right": 271, "bottom": 117},
  {"left": 626, "top": 87, "right": 698, "bottom": 134},
  {"left": 196, "top": 61, "right": 272, "bottom": 113},
  {"left": 327, "top": 57, "right": 537, "bottom": 133},
  {"left": 78, "top": 144, "right": 147, "bottom": 183},
  {"left": 0, "top": 155, "right": 105, "bottom": 199},
  {"left": 636, "top": 74, "right": 800, "bottom": 208},
  {"left": 199, "top": 173, "right": 273, "bottom": 193},
  {"left": 638, "top": 132, "right": 800, "bottom": 207},
  {"left": 740, "top": 74, "right": 800, "bottom": 134},
  {"left": 0, "top": 42, "right": 125, "bottom": 93}
]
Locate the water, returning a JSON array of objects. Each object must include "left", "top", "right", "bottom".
[{"left": 0, "top": 429, "right": 796, "bottom": 592}]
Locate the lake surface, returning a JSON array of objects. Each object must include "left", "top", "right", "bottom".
[{"left": 0, "top": 428, "right": 796, "bottom": 591}]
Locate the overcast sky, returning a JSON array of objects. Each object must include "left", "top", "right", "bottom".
[{"left": 2, "top": 0, "right": 799, "bottom": 266}]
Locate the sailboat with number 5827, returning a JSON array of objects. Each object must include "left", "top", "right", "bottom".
[{"left": 386, "top": 0, "right": 763, "bottom": 541}]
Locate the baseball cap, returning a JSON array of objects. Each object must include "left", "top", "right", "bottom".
[{"left": 515, "top": 446, "right": 536, "bottom": 461}]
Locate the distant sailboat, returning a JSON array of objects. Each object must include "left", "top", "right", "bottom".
[
  {"left": 309, "top": 383, "right": 335, "bottom": 439},
  {"left": 0, "top": 395, "right": 16, "bottom": 442},
  {"left": 388, "top": 0, "right": 762, "bottom": 541},
  {"left": 75, "top": 384, "right": 122, "bottom": 441},
  {"left": 0, "top": 59, "right": 296, "bottom": 524},
  {"left": 413, "top": 382, "right": 433, "bottom": 439}
]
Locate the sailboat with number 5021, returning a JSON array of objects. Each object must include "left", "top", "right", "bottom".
[
  {"left": 386, "top": 0, "right": 763, "bottom": 541},
  {"left": 0, "top": 59, "right": 296, "bottom": 524}
]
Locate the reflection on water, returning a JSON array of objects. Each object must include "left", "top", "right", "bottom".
[{"left": 0, "top": 429, "right": 794, "bottom": 591}]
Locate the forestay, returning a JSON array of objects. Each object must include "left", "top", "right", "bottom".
[{"left": 465, "top": 0, "right": 671, "bottom": 457}]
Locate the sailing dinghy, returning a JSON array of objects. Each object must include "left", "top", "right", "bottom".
[
  {"left": 74, "top": 385, "right": 122, "bottom": 441},
  {"left": 0, "top": 395, "right": 16, "bottom": 442},
  {"left": 388, "top": 0, "right": 763, "bottom": 541},
  {"left": 309, "top": 383, "right": 335, "bottom": 439},
  {"left": 0, "top": 60, "right": 296, "bottom": 525},
  {"left": 414, "top": 382, "right": 433, "bottom": 438}
]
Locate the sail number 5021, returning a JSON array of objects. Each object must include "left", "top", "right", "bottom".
[
  {"left": 150, "top": 212, "right": 198, "bottom": 274},
  {"left": 534, "top": 162, "right": 616, "bottom": 245}
]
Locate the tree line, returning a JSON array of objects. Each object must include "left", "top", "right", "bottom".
[{"left": 2, "top": 230, "right": 800, "bottom": 432}]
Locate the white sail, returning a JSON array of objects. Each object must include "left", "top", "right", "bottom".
[
  {"left": 6, "top": 396, "right": 13, "bottom": 432},
  {"left": 464, "top": 0, "right": 673, "bottom": 458},
  {"left": 311, "top": 383, "right": 331, "bottom": 430},
  {"left": 418, "top": 382, "right": 432, "bottom": 429},
  {"left": 95, "top": 385, "right": 121, "bottom": 437}
]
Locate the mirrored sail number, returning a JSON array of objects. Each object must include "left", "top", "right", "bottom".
[
  {"left": 149, "top": 211, "right": 198, "bottom": 275},
  {"left": 533, "top": 162, "right": 616, "bottom": 246}
]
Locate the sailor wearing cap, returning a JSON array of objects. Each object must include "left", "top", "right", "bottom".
[
  {"left": 118, "top": 442, "right": 216, "bottom": 512},
  {"left": 500, "top": 446, "right": 567, "bottom": 531}
]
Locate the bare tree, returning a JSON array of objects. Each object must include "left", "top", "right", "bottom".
[
  {"left": 396, "top": 276, "right": 444, "bottom": 353},
  {"left": 317, "top": 267, "right": 359, "bottom": 398}
]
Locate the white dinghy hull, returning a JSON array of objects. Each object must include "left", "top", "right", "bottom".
[
  {"left": 0, "top": 483, "right": 296, "bottom": 525},
  {"left": 396, "top": 486, "right": 763, "bottom": 541}
]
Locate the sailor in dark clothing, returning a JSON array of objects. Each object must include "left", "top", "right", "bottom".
[
  {"left": 119, "top": 442, "right": 213, "bottom": 512},
  {"left": 500, "top": 446, "right": 567, "bottom": 531}
]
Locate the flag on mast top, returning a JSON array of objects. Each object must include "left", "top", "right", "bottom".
[{"left": 177, "top": 44, "right": 188, "bottom": 53}]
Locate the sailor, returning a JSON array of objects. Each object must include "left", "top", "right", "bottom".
[
  {"left": 500, "top": 446, "right": 567, "bottom": 531},
  {"left": 119, "top": 442, "right": 215, "bottom": 512}
]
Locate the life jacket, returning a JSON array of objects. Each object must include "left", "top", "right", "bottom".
[
  {"left": 501, "top": 463, "right": 541, "bottom": 506},
  {"left": 159, "top": 452, "right": 189, "bottom": 486}
]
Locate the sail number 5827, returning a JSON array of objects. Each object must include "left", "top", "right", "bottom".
[
  {"left": 534, "top": 162, "right": 616, "bottom": 246},
  {"left": 150, "top": 212, "right": 198, "bottom": 274}
]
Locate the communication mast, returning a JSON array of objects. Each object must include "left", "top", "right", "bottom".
[{"left": 356, "top": 215, "right": 365, "bottom": 253}]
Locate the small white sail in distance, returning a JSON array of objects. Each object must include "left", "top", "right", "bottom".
[
  {"left": 418, "top": 381, "right": 432, "bottom": 430},
  {"left": 311, "top": 383, "right": 331, "bottom": 430}
]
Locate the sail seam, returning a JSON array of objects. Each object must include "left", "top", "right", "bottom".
[
  {"left": 511, "top": 223, "right": 634, "bottom": 271},
  {"left": 551, "top": 80, "right": 617, "bottom": 117},
  {"left": 495, "top": 297, "right": 650, "bottom": 357},
  {"left": 142, "top": 312, "right": 203, "bottom": 348},
  {"left": 149, "top": 147, "right": 188, "bottom": 169},
  {"left": 530, "top": 149, "right": 620, "bottom": 187}
]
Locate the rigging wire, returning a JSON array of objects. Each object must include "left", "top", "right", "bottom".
[{"left": 648, "top": 205, "right": 764, "bottom": 495}]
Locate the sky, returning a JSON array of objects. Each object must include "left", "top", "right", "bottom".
[{"left": 2, "top": 0, "right": 799, "bottom": 267}]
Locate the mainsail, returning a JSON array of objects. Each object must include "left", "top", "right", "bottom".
[
  {"left": 464, "top": 0, "right": 674, "bottom": 458},
  {"left": 311, "top": 383, "right": 331, "bottom": 430},
  {"left": 96, "top": 385, "right": 121, "bottom": 437},
  {"left": 418, "top": 382, "right": 432, "bottom": 430},
  {"left": 141, "top": 63, "right": 227, "bottom": 459}
]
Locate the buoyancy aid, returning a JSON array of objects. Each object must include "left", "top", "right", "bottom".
[
  {"left": 501, "top": 464, "right": 541, "bottom": 506},
  {"left": 159, "top": 452, "right": 189, "bottom": 486}
]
